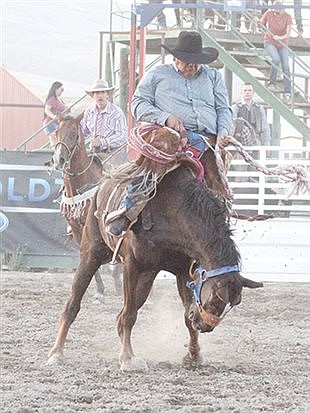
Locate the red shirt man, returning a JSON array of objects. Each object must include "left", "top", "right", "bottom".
[
  {"left": 259, "top": 1, "right": 292, "bottom": 100},
  {"left": 260, "top": 6, "right": 292, "bottom": 48}
]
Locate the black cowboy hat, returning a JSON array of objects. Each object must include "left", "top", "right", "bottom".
[{"left": 161, "top": 31, "right": 219, "bottom": 65}]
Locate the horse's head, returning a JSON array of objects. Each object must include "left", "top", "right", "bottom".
[
  {"left": 53, "top": 114, "right": 84, "bottom": 171},
  {"left": 188, "top": 265, "right": 263, "bottom": 333}
]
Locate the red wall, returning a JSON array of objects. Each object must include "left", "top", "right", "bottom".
[{"left": 0, "top": 66, "right": 47, "bottom": 150}]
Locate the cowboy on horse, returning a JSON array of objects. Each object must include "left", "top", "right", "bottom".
[{"left": 106, "top": 31, "right": 232, "bottom": 236}]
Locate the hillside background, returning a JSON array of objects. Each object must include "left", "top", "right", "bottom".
[{"left": 1, "top": 0, "right": 131, "bottom": 100}]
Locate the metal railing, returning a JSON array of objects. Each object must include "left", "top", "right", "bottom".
[{"left": 15, "top": 94, "right": 88, "bottom": 151}]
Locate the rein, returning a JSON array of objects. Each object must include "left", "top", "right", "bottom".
[
  {"left": 226, "top": 135, "right": 310, "bottom": 197},
  {"left": 54, "top": 136, "right": 95, "bottom": 178},
  {"left": 187, "top": 263, "right": 240, "bottom": 328}
]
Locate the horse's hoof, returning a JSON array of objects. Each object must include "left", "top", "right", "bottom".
[
  {"left": 92, "top": 293, "right": 105, "bottom": 304},
  {"left": 120, "top": 357, "right": 149, "bottom": 372},
  {"left": 182, "top": 353, "right": 204, "bottom": 369},
  {"left": 47, "top": 353, "right": 64, "bottom": 366}
]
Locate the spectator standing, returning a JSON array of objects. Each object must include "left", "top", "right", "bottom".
[
  {"left": 259, "top": 0, "right": 292, "bottom": 103},
  {"left": 43, "top": 81, "right": 67, "bottom": 148},
  {"left": 231, "top": 83, "right": 270, "bottom": 182},
  {"left": 232, "top": 83, "right": 271, "bottom": 146}
]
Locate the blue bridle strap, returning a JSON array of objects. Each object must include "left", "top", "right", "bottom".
[
  {"left": 186, "top": 264, "right": 240, "bottom": 306},
  {"left": 203, "top": 264, "right": 240, "bottom": 278}
]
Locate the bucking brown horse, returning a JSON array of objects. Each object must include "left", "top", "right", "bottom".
[{"left": 48, "top": 126, "right": 263, "bottom": 370}]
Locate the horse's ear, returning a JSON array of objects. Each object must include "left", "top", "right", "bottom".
[
  {"left": 239, "top": 275, "right": 263, "bottom": 289},
  {"left": 75, "top": 112, "right": 84, "bottom": 124}
]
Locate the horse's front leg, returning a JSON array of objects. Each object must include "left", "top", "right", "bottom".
[
  {"left": 48, "top": 247, "right": 110, "bottom": 364},
  {"left": 48, "top": 213, "right": 112, "bottom": 364},
  {"left": 176, "top": 275, "right": 202, "bottom": 367},
  {"left": 117, "top": 255, "right": 156, "bottom": 371},
  {"left": 48, "top": 256, "right": 102, "bottom": 364},
  {"left": 70, "top": 219, "right": 105, "bottom": 303}
]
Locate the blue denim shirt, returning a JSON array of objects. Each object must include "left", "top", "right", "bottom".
[{"left": 131, "top": 64, "right": 232, "bottom": 137}]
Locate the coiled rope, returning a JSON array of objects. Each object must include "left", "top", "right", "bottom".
[{"left": 127, "top": 124, "right": 184, "bottom": 164}]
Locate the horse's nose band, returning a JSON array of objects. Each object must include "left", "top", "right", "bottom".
[{"left": 187, "top": 263, "right": 240, "bottom": 327}]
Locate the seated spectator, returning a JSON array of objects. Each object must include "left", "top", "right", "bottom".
[
  {"left": 148, "top": 0, "right": 167, "bottom": 28},
  {"left": 259, "top": 0, "right": 292, "bottom": 103}
]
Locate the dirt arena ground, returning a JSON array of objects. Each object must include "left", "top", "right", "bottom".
[{"left": 1, "top": 270, "right": 309, "bottom": 413}]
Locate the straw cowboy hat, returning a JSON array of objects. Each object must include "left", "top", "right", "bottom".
[
  {"left": 161, "top": 31, "right": 219, "bottom": 64},
  {"left": 86, "top": 79, "right": 115, "bottom": 95}
]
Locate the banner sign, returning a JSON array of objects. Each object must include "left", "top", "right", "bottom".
[{"left": 0, "top": 150, "right": 78, "bottom": 257}]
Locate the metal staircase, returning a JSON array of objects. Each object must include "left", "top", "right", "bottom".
[{"left": 198, "top": 8, "right": 310, "bottom": 141}]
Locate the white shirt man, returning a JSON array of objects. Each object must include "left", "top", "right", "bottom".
[{"left": 80, "top": 79, "right": 128, "bottom": 152}]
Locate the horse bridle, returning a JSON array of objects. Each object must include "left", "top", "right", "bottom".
[
  {"left": 187, "top": 261, "right": 241, "bottom": 328},
  {"left": 54, "top": 126, "right": 95, "bottom": 177}
]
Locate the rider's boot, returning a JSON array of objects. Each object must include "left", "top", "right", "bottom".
[
  {"left": 105, "top": 198, "right": 133, "bottom": 237},
  {"left": 106, "top": 214, "right": 131, "bottom": 237}
]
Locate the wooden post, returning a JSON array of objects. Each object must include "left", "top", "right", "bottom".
[
  {"left": 161, "top": 33, "right": 165, "bottom": 64},
  {"left": 119, "top": 47, "right": 130, "bottom": 117},
  {"left": 272, "top": 110, "right": 281, "bottom": 147},
  {"left": 138, "top": 26, "right": 146, "bottom": 80},
  {"left": 104, "top": 40, "right": 113, "bottom": 86},
  {"left": 99, "top": 32, "right": 104, "bottom": 79},
  {"left": 197, "top": 0, "right": 204, "bottom": 30},
  {"left": 128, "top": 8, "right": 137, "bottom": 131},
  {"left": 224, "top": 66, "right": 233, "bottom": 104},
  {"left": 258, "top": 147, "right": 266, "bottom": 215},
  {"left": 303, "top": 77, "right": 309, "bottom": 147}
]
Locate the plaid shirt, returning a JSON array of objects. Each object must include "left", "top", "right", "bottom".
[{"left": 80, "top": 102, "right": 127, "bottom": 151}]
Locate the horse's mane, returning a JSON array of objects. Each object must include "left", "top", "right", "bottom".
[
  {"left": 58, "top": 113, "right": 84, "bottom": 124},
  {"left": 181, "top": 178, "right": 241, "bottom": 265},
  {"left": 182, "top": 180, "right": 229, "bottom": 221}
]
